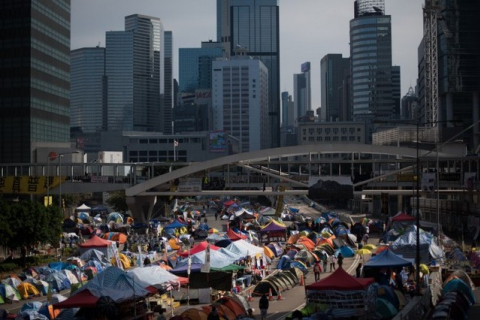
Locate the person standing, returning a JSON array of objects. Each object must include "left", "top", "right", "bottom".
[
  {"left": 329, "top": 254, "right": 337, "bottom": 271},
  {"left": 313, "top": 261, "right": 322, "bottom": 281},
  {"left": 215, "top": 210, "right": 218, "bottom": 221},
  {"left": 208, "top": 307, "right": 220, "bottom": 320},
  {"left": 337, "top": 253, "right": 344, "bottom": 269},
  {"left": 259, "top": 293, "right": 269, "bottom": 320},
  {"left": 356, "top": 263, "right": 363, "bottom": 278},
  {"left": 322, "top": 255, "right": 328, "bottom": 273}
]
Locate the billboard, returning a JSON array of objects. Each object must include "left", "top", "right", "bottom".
[
  {"left": 209, "top": 131, "right": 227, "bottom": 153},
  {"left": 301, "top": 62, "right": 310, "bottom": 73},
  {"left": 0, "top": 176, "right": 63, "bottom": 195},
  {"left": 195, "top": 89, "right": 212, "bottom": 105}
]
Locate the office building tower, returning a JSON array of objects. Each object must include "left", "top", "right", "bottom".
[
  {"left": 350, "top": 9, "right": 396, "bottom": 121},
  {"left": 392, "top": 66, "right": 401, "bottom": 118},
  {"left": 71, "top": 47, "right": 106, "bottom": 134},
  {"left": 320, "top": 54, "right": 350, "bottom": 122},
  {"left": 179, "top": 43, "right": 223, "bottom": 93},
  {"left": 212, "top": 57, "right": 269, "bottom": 152},
  {"left": 161, "top": 30, "right": 173, "bottom": 134},
  {"left": 401, "top": 87, "right": 418, "bottom": 120},
  {"left": 105, "top": 14, "right": 163, "bottom": 132},
  {"left": 0, "top": 0, "right": 71, "bottom": 163},
  {"left": 294, "top": 62, "right": 312, "bottom": 121},
  {"left": 219, "top": 0, "right": 280, "bottom": 148},
  {"left": 354, "top": 0, "right": 385, "bottom": 18}
]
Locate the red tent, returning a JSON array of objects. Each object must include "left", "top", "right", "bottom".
[
  {"left": 391, "top": 213, "right": 415, "bottom": 222},
  {"left": 178, "top": 241, "right": 220, "bottom": 257},
  {"left": 53, "top": 289, "right": 99, "bottom": 309},
  {"left": 305, "top": 267, "right": 374, "bottom": 291},
  {"left": 223, "top": 200, "right": 235, "bottom": 207},
  {"left": 227, "top": 229, "right": 247, "bottom": 241},
  {"left": 79, "top": 235, "right": 111, "bottom": 248}
]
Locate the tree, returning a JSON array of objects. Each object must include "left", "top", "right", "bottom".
[
  {"left": 106, "top": 190, "right": 129, "bottom": 213},
  {"left": 6, "top": 200, "right": 63, "bottom": 266}
]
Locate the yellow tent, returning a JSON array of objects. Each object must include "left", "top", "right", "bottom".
[
  {"left": 169, "top": 238, "right": 181, "bottom": 250},
  {"left": 264, "top": 246, "right": 275, "bottom": 259},
  {"left": 110, "top": 253, "right": 131, "bottom": 269},
  {"left": 17, "top": 282, "right": 40, "bottom": 299}
]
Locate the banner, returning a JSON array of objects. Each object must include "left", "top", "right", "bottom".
[
  {"left": 0, "top": 176, "right": 63, "bottom": 195},
  {"left": 209, "top": 131, "right": 227, "bottom": 153},
  {"left": 421, "top": 173, "right": 435, "bottom": 191}
]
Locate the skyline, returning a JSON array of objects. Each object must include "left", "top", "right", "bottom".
[{"left": 71, "top": 0, "right": 423, "bottom": 113}]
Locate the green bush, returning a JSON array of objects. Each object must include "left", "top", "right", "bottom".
[{"left": 0, "top": 263, "right": 19, "bottom": 273}]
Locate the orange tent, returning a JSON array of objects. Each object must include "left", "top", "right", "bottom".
[
  {"left": 216, "top": 296, "right": 246, "bottom": 316},
  {"left": 264, "top": 246, "right": 275, "bottom": 259},
  {"left": 297, "top": 237, "right": 315, "bottom": 251},
  {"left": 287, "top": 233, "right": 301, "bottom": 244},
  {"left": 181, "top": 308, "right": 208, "bottom": 320},
  {"left": 168, "top": 238, "right": 181, "bottom": 250},
  {"left": 316, "top": 238, "right": 334, "bottom": 248},
  {"left": 102, "top": 232, "right": 127, "bottom": 244}
]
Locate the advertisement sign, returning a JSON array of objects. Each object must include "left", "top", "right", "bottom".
[
  {"left": 421, "top": 173, "right": 436, "bottom": 191},
  {"left": 209, "top": 131, "right": 227, "bottom": 153},
  {"left": 195, "top": 89, "right": 212, "bottom": 105},
  {"left": 0, "top": 176, "right": 63, "bottom": 195},
  {"left": 177, "top": 178, "right": 203, "bottom": 192}
]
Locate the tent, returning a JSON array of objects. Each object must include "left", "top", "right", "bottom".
[
  {"left": 45, "top": 273, "right": 71, "bottom": 292},
  {"left": 16, "top": 283, "right": 40, "bottom": 299},
  {"left": 76, "top": 203, "right": 91, "bottom": 211},
  {"left": 79, "top": 235, "right": 113, "bottom": 258},
  {"left": 391, "top": 213, "right": 415, "bottom": 222},
  {"left": 364, "top": 249, "right": 413, "bottom": 268},
  {"left": 259, "top": 221, "right": 286, "bottom": 233},
  {"left": 128, "top": 266, "right": 184, "bottom": 288},
  {"left": 225, "top": 240, "right": 264, "bottom": 257},
  {"left": 306, "top": 267, "right": 374, "bottom": 291},
  {"left": 53, "top": 266, "right": 152, "bottom": 309},
  {"left": 103, "top": 232, "right": 128, "bottom": 244},
  {"left": 335, "top": 245, "right": 355, "bottom": 258},
  {"left": 227, "top": 229, "right": 247, "bottom": 241},
  {"left": 0, "top": 284, "right": 21, "bottom": 302},
  {"left": 110, "top": 253, "right": 131, "bottom": 269},
  {"left": 24, "top": 278, "right": 49, "bottom": 296},
  {"left": 178, "top": 241, "right": 220, "bottom": 257},
  {"left": 80, "top": 248, "right": 107, "bottom": 263}
]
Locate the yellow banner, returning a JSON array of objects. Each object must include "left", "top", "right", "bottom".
[{"left": 0, "top": 176, "right": 64, "bottom": 195}]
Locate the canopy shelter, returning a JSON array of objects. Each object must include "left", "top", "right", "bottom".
[
  {"left": 128, "top": 266, "right": 187, "bottom": 288},
  {"left": 177, "top": 249, "right": 238, "bottom": 269},
  {"left": 363, "top": 248, "right": 413, "bottom": 268},
  {"left": 164, "top": 219, "right": 187, "bottom": 229},
  {"left": 79, "top": 235, "right": 114, "bottom": 258},
  {"left": 390, "top": 225, "right": 431, "bottom": 263},
  {"left": 225, "top": 240, "right": 264, "bottom": 258},
  {"left": 76, "top": 204, "right": 91, "bottom": 211},
  {"left": 391, "top": 213, "right": 415, "bottom": 222},
  {"left": 259, "top": 221, "right": 287, "bottom": 244},
  {"left": 227, "top": 229, "right": 247, "bottom": 241},
  {"left": 306, "top": 268, "right": 374, "bottom": 318}
]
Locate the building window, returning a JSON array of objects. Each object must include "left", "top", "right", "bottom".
[
  {"left": 325, "top": 128, "right": 331, "bottom": 134},
  {"left": 317, "top": 136, "right": 323, "bottom": 141},
  {"left": 303, "top": 129, "right": 306, "bottom": 134},
  {"left": 325, "top": 136, "right": 331, "bottom": 141},
  {"left": 341, "top": 136, "right": 347, "bottom": 141},
  {"left": 333, "top": 128, "right": 338, "bottom": 134},
  {"left": 333, "top": 136, "right": 339, "bottom": 141},
  {"left": 317, "top": 128, "right": 322, "bottom": 134}
]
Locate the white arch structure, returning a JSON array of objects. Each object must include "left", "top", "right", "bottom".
[{"left": 126, "top": 143, "right": 455, "bottom": 197}]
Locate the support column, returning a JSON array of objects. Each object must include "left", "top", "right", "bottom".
[
  {"left": 446, "top": 93, "right": 454, "bottom": 126},
  {"left": 473, "top": 92, "right": 479, "bottom": 151},
  {"left": 126, "top": 196, "right": 157, "bottom": 224}
]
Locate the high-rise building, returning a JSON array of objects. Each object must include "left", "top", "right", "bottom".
[
  {"left": 178, "top": 43, "right": 223, "bottom": 93},
  {"left": 401, "top": 87, "right": 418, "bottom": 121},
  {"left": 219, "top": 0, "right": 280, "bottom": 148},
  {"left": 392, "top": 66, "right": 401, "bottom": 118},
  {"left": 212, "top": 57, "right": 269, "bottom": 152},
  {"left": 350, "top": 7, "right": 397, "bottom": 121},
  {"left": 320, "top": 54, "right": 350, "bottom": 122},
  {"left": 71, "top": 47, "right": 106, "bottom": 134},
  {"left": 294, "top": 62, "right": 312, "bottom": 121},
  {"left": 161, "top": 30, "right": 173, "bottom": 134},
  {"left": 354, "top": 0, "right": 385, "bottom": 18},
  {"left": 0, "top": 0, "right": 71, "bottom": 163}
]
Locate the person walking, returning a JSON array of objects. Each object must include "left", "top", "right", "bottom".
[
  {"left": 329, "top": 254, "right": 337, "bottom": 272},
  {"left": 215, "top": 210, "right": 218, "bottom": 221},
  {"left": 313, "top": 261, "right": 322, "bottom": 281},
  {"left": 322, "top": 255, "right": 328, "bottom": 273},
  {"left": 259, "top": 293, "right": 269, "bottom": 320},
  {"left": 337, "top": 253, "right": 344, "bottom": 269}
]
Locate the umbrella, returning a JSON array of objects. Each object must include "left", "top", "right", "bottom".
[
  {"left": 356, "top": 248, "right": 372, "bottom": 261},
  {"left": 209, "top": 228, "right": 219, "bottom": 234}
]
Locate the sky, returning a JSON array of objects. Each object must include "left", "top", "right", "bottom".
[{"left": 71, "top": 0, "right": 424, "bottom": 111}]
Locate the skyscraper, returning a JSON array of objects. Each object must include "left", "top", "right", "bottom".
[
  {"left": 220, "top": 0, "right": 280, "bottom": 148},
  {"left": 161, "top": 30, "right": 173, "bottom": 134},
  {"left": 0, "top": 0, "right": 71, "bottom": 163},
  {"left": 355, "top": 0, "right": 385, "bottom": 17},
  {"left": 294, "top": 62, "right": 312, "bottom": 120},
  {"left": 71, "top": 47, "right": 106, "bottom": 134},
  {"left": 178, "top": 43, "right": 223, "bottom": 93},
  {"left": 320, "top": 54, "right": 350, "bottom": 122},
  {"left": 212, "top": 57, "right": 269, "bottom": 152},
  {"left": 350, "top": 3, "right": 397, "bottom": 121}
]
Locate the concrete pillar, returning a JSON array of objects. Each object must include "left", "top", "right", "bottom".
[
  {"left": 473, "top": 92, "right": 479, "bottom": 151},
  {"left": 126, "top": 196, "right": 157, "bottom": 224}
]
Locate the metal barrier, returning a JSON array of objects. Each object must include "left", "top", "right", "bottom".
[{"left": 392, "top": 287, "right": 432, "bottom": 320}]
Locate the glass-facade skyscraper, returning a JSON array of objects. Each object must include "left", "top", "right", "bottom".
[
  {"left": 355, "top": 0, "right": 385, "bottom": 17},
  {"left": 220, "top": 0, "right": 280, "bottom": 148},
  {"left": 71, "top": 47, "right": 106, "bottom": 134},
  {"left": 294, "top": 62, "right": 312, "bottom": 120},
  {"left": 179, "top": 45, "right": 223, "bottom": 93},
  {"left": 320, "top": 54, "right": 350, "bottom": 122},
  {"left": 0, "top": 0, "right": 71, "bottom": 163},
  {"left": 161, "top": 31, "right": 173, "bottom": 134},
  {"left": 350, "top": 13, "right": 396, "bottom": 120}
]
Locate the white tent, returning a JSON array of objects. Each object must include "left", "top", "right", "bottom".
[
  {"left": 128, "top": 266, "right": 180, "bottom": 287},
  {"left": 225, "top": 239, "right": 264, "bottom": 257},
  {"left": 76, "top": 203, "right": 91, "bottom": 211}
]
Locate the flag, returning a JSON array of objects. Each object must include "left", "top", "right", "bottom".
[{"left": 174, "top": 140, "right": 179, "bottom": 147}]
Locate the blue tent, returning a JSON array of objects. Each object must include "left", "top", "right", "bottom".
[
  {"left": 164, "top": 219, "right": 187, "bottom": 229},
  {"left": 170, "top": 263, "right": 203, "bottom": 275},
  {"left": 364, "top": 249, "right": 413, "bottom": 268},
  {"left": 215, "top": 239, "right": 232, "bottom": 248},
  {"left": 45, "top": 273, "right": 71, "bottom": 292},
  {"left": 277, "top": 256, "right": 292, "bottom": 270},
  {"left": 443, "top": 278, "right": 476, "bottom": 305},
  {"left": 335, "top": 245, "right": 355, "bottom": 258}
]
